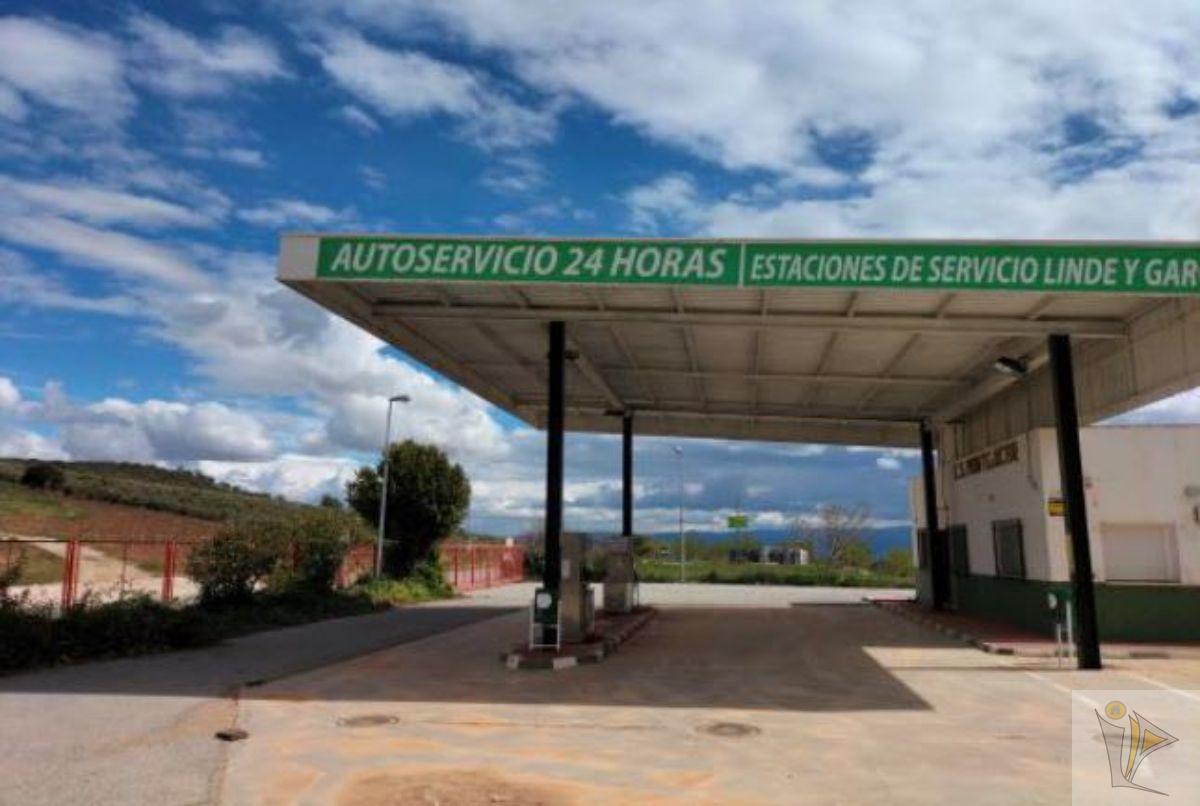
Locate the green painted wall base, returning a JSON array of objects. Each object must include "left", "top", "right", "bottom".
[{"left": 939, "top": 575, "right": 1200, "bottom": 642}]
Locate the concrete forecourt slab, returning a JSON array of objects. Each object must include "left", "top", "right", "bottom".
[{"left": 303, "top": 234, "right": 1200, "bottom": 295}]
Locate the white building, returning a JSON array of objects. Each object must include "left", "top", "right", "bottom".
[{"left": 910, "top": 426, "right": 1200, "bottom": 640}]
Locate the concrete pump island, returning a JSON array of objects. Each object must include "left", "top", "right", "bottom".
[{"left": 281, "top": 232, "right": 1200, "bottom": 671}]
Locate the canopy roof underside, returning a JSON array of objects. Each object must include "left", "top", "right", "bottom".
[{"left": 281, "top": 277, "right": 1178, "bottom": 448}]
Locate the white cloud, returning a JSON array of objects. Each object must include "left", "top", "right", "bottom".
[
  {"left": 33, "top": 384, "right": 276, "bottom": 463},
  {"left": 314, "top": 29, "right": 554, "bottom": 150},
  {"left": 337, "top": 104, "right": 379, "bottom": 133},
  {"left": 0, "top": 175, "right": 215, "bottom": 228},
  {"left": 624, "top": 154, "right": 1200, "bottom": 241},
  {"left": 115, "top": 249, "right": 513, "bottom": 470},
  {"left": 328, "top": 1, "right": 1200, "bottom": 179},
  {"left": 0, "top": 83, "right": 26, "bottom": 121},
  {"left": 480, "top": 153, "right": 544, "bottom": 195},
  {"left": 0, "top": 377, "right": 20, "bottom": 411},
  {"left": 128, "top": 13, "right": 287, "bottom": 98},
  {"left": 0, "top": 247, "right": 137, "bottom": 315},
  {"left": 359, "top": 165, "right": 386, "bottom": 190},
  {"left": 237, "top": 199, "right": 357, "bottom": 228},
  {"left": 197, "top": 454, "right": 361, "bottom": 502},
  {"left": 183, "top": 146, "right": 269, "bottom": 169},
  {"left": 626, "top": 173, "right": 702, "bottom": 232},
  {"left": 0, "top": 215, "right": 209, "bottom": 289},
  {"left": 0, "top": 16, "right": 131, "bottom": 126},
  {"left": 0, "top": 425, "right": 65, "bottom": 460},
  {"left": 0, "top": 378, "right": 276, "bottom": 464}
]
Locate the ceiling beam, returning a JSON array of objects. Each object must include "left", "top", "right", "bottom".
[
  {"left": 564, "top": 332, "right": 624, "bottom": 411},
  {"left": 552, "top": 407, "right": 921, "bottom": 447},
  {"left": 855, "top": 333, "right": 922, "bottom": 411},
  {"left": 472, "top": 363, "right": 965, "bottom": 387},
  {"left": 671, "top": 288, "right": 709, "bottom": 406},
  {"left": 515, "top": 396, "right": 922, "bottom": 424},
  {"left": 582, "top": 287, "right": 657, "bottom": 406},
  {"left": 374, "top": 303, "right": 1128, "bottom": 338}
]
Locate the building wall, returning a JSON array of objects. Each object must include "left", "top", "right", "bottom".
[
  {"left": 911, "top": 425, "right": 1200, "bottom": 640},
  {"left": 915, "top": 426, "right": 1200, "bottom": 584}
]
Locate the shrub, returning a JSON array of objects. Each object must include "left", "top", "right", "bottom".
[
  {"left": 353, "top": 558, "right": 454, "bottom": 605},
  {"left": 188, "top": 509, "right": 372, "bottom": 603},
  {"left": 20, "top": 462, "right": 65, "bottom": 491},
  {"left": 187, "top": 516, "right": 285, "bottom": 605},
  {"left": 276, "top": 509, "right": 371, "bottom": 594},
  {"left": 0, "top": 595, "right": 213, "bottom": 672},
  {"left": 875, "top": 547, "right": 915, "bottom": 581}
]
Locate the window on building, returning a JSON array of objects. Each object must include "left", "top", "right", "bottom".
[
  {"left": 949, "top": 525, "right": 969, "bottom": 576},
  {"left": 1101, "top": 524, "right": 1180, "bottom": 582},
  {"left": 992, "top": 519, "right": 1025, "bottom": 579}
]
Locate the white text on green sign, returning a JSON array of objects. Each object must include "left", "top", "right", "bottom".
[{"left": 315, "top": 237, "right": 1200, "bottom": 295}]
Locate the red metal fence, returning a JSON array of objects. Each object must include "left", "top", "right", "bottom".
[
  {"left": 440, "top": 542, "right": 525, "bottom": 591},
  {"left": 1, "top": 537, "right": 524, "bottom": 609},
  {"left": 0, "top": 538, "right": 203, "bottom": 609}
]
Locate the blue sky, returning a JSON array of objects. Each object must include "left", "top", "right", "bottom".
[{"left": 1, "top": 2, "right": 1199, "bottom": 535}]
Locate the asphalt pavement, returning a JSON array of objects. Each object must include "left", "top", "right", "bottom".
[{"left": 0, "top": 593, "right": 521, "bottom": 805}]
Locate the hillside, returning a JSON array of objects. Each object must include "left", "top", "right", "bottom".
[{"left": 0, "top": 459, "right": 306, "bottom": 523}]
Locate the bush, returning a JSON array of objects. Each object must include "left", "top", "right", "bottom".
[
  {"left": 353, "top": 558, "right": 454, "bottom": 605},
  {"left": 274, "top": 509, "right": 371, "bottom": 594},
  {"left": 20, "top": 462, "right": 65, "bottom": 491},
  {"left": 876, "top": 548, "right": 915, "bottom": 581},
  {"left": 188, "top": 510, "right": 371, "bottom": 604},
  {"left": 0, "top": 595, "right": 213, "bottom": 672},
  {"left": 187, "top": 516, "right": 285, "bottom": 605}
]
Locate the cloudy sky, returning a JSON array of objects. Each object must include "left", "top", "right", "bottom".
[{"left": 1, "top": 2, "right": 1198, "bottom": 536}]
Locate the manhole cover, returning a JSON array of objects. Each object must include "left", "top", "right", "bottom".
[
  {"left": 337, "top": 715, "right": 398, "bottom": 728},
  {"left": 698, "top": 721, "right": 761, "bottom": 738}
]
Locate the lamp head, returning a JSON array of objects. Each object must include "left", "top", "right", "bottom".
[{"left": 991, "top": 357, "right": 1028, "bottom": 377}]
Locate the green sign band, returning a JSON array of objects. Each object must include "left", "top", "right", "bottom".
[{"left": 313, "top": 236, "right": 1200, "bottom": 295}]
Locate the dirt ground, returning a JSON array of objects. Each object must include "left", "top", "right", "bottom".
[{"left": 0, "top": 493, "right": 219, "bottom": 542}]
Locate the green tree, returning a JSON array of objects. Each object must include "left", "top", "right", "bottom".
[
  {"left": 876, "top": 547, "right": 915, "bottom": 580},
  {"left": 346, "top": 440, "right": 471, "bottom": 577},
  {"left": 20, "top": 462, "right": 65, "bottom": 491}
]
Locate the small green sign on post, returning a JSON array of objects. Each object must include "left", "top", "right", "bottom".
[
  {"left": 727, "top": 514, "right": 751, "bottom": 530},
  {"left": 310, "top": 235, "right": 1200, "bottom": 295}
]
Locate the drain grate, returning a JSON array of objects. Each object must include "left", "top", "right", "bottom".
[
  {"left": 698, "top": 721, "right": 761, "bottom": 738},
  {"left": 337, "top": 714, "right": 399, "bottom": 728}
]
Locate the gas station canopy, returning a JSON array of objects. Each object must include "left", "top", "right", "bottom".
[{"left": 279, "top": 235, "right": 1200, "bottom": 449}]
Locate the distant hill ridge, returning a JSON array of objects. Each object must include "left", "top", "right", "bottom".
[
  {"left": 646, "top": 525, "right": 914, "bottom": 558},
  {"left": 0, "top": 458, "right": 306, "bottom": 523}
]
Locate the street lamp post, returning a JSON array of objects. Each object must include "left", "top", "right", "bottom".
[
  {"left": 376, "top": 394, "right": 411, "bottom": 578},
  {"left": 673, "top": 445, "right": 685, "bottom": 583}
]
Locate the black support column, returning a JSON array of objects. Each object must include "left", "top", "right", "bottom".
[
  {"left": 621, "top": 413, "right": 634, "bottom": 537},
  {"left": 544, "top": 321, "right": 565, "bottom": 594},
  {"left": 920, "top": 420, "right": 950, "bottom": 610},
  {"left": 1048, "top": 334, "right": 1102, "bottom": 670}
]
